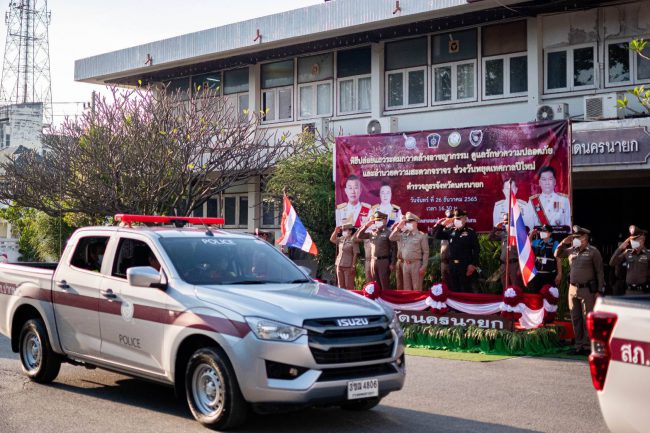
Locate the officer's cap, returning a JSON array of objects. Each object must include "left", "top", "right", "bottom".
[
  {"left": 629, "top": 225, "right": 647, "bottom": 237},
  {"left": 340, "top": 222, "right": 353, "bottom": 230},
  {"left": 405, "top": 212, "right": 420, "bottom": 222},
  {"left": 538, "top": 224, "right": 553, "bottom": 232},
  {"left": 371, "top": 211, "right": 388, "bottom": 221},
  {"left": 572, "top": 225, "right": 591, "bottom": 236},
  {"left": 452, "top": 208, "right": 467, "bottom": 218}
]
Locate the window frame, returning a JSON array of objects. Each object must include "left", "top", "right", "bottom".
[
  {"left": 385, "top": 65, "right": 428, "bottom": 110},
  {"left": 544, "top": 43, "right": 598, "bottom": 94},
  {"left": 604, "top": 37, "right": 650, "bottom": 88},
  {"left": 298, "top": 78, "right": 333, "bottom": 120},
  {"left": 431, "top": 59, "right": 478, "bottom": 104},
  {"left": 336, "top": 73, "right": 371, "bottom": 116},
  {"left": 261, "top": 85, "right": 294, "bottom": 124},
  {"left": 261, "top": 195, "right": 282, "bottom": 228},
  {"left": 482, "top": 52, "right": 528, "bottom": 100},
  {"left": 68, "top": 235, "right": 111, "bottom": 274},
  {"left": 222, "top": 194, "right": 250, "bottom": 228}
]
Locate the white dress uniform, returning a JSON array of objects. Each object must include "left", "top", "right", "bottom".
[
  {"left": 371, "top": 203, "right": 402, "bottom": 227},
  {"left": 335, "top": 201, "right": 371, "bottom": 227},
  {"left": 492, "top": 199, "right": 535, "bottom": 229},
  {"left": 528, "top": 192, "right": 571, "bottom": 226}
]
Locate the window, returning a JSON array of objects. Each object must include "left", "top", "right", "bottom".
[
  {"left": 605, "top": 39, "right": 650, "bottom": 87},
  {"left": 261, "top": 196, "right": 281, "bottom": 227},
  {"left": 112, "top": 238, "right": 156, "bottom": 279},
  {"left": 224, "top": 68, "right": 249, "bottom": 120},
  {"left": 223, "top": 195, "right": 249, "bottom": 227},
  {"left": 545, "top": 44, "right": 596, "bottom": 93},
  {"left": 206, "top": 198, "right": 219, "bottom": 218},
  {"left": 70, "top": 236, "right": 110, "bottom": 272},
  {"left": 192, "top": 72, "right": 221, "bottom": 95},
  {"left": 482, "top": 21, "right": 527, "bottom": 99},
  {"left": 261, "top": 60, "right": 294, "bottom": 122},
  {"left": 385, "top": 37, "right": 428, "bottom": 109},
  {"left": 432, "top": 29, "right": 478, "bottom": 103},
  {"left": 337, "top": 46, "right": 371, "bottom": 115},
  {"left": 297, "top": 53, "right": 333, "bottom": 118},
  {"left": 165, "top": 77, "right": 190, "bottom": 95}
]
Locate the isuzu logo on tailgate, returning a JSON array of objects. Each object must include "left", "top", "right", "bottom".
[{"left": 336, "top": 318, "right": 369, "bottom": 327}]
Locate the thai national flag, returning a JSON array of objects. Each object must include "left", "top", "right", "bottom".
[
  {"left": 508, "top": 190, "right": 537, "bottom": 286},
  {"left": 276, "top": 195, "right": 318, "bottom": 255}
]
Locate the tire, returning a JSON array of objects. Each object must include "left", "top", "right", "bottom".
[
  {"left": 185, "top": 347, "right": 248, "bottom": 430},
  {"left": 341, "top": 397, "right": 382, "bottom": 411},
  {"left": 18, "top": 318, "right": 61, "bottom": 383}
]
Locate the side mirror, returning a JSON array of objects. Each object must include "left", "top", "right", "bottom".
[
  {"left": 127, "top": 266, "right": 164, "bottom": 288},
  {"left": 298, "top": 265, "right": 313, "bottom": 277}
]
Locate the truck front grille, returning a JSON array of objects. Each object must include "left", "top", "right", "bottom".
[{"left": 303, "top": 316, "right": 394, "bottom": 365}]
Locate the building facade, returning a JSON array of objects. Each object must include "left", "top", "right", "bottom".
[{"left": 75, "top": 0, "right": 650, "bottom": 259}]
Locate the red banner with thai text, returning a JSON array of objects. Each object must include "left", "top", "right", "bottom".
[{"left": 334, "top": 120, "right": 571, "bottom": 232}]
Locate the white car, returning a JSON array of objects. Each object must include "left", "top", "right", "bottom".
[{"left": 588, "top": 295, "right": 650, "bottom": 433}]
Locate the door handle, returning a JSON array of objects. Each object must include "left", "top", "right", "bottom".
[
  {"left": 100, "top": 289, "right": 118, "bottom": 300},
  {"left": 56, "top": 280, "right": 69, "bottom": 290}
]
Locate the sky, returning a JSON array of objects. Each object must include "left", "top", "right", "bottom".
[{"left": 0, "top": 0, "right": 322, "bottom": 122}]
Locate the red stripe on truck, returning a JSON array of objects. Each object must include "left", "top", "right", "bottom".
[{"left": 610, "top": 338, "right": 650, "bottom": 367}]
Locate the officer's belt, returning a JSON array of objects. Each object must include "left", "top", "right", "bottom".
[
  {"left": 627, "top": 283, "right": 650, "bottom": 291},
  {"left": 570, "top": 282, "right": 591, "bottom": 289},
  {"left": 374, "top": 256, "right": 390, "bottom": 260},
  {"left": 403, "top": 259, "right": 421, "bottom": 265}
]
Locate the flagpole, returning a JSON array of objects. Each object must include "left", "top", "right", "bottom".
[{"left": 505, "top": 179, "right": 512, "bottom": 291}]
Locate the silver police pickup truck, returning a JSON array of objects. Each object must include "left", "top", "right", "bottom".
[{"left": 0, "top": 216, "right": 405, "bottom": 429}]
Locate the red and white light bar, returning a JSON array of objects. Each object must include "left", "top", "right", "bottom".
[{"left": 115, "top": 214, "right": 225, "bottom": 225}]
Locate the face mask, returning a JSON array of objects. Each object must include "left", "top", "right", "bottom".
[
  {"left": 405, "top": 223, "right": 414, "bottom": 231},
  {"left": 572, "top": 238, "right": 582, "bottom": 248},
  {"left": 342, "top": 230, "right": 350, "bottom": 237},
  {"left": 631, "top": 240, "right": 640, "bottom": 249},
  {"left": 540, "top": 232, "right": 549, "bottom": 240},
  {"left": 453, "top": 219, "right": 463, "bottom": 228}
]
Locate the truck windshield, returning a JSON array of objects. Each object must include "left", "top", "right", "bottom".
[{"left": 158, "top": 237, "right": 311, "bottom": 286}]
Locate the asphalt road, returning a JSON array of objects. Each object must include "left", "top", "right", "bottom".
[{"left": 0, "top": 335, "right": 608, "bottom": 433}]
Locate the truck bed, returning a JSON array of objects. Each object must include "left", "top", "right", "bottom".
[{"left": 600, "top": 294, "right": 650, "bottom": 310}]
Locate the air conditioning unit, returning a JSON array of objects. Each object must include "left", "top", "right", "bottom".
[
  {"left": 301, "top": 118, "right": 332, "bottom": 135},
  {"left": 366, "top": 117, "right": 398, "bottom": 134},
  {"left": 536, "top": 103, "right": 569, "bottom": 122},
  {"left": 584, "top": 93, "right": 623, "bottom": 121}
]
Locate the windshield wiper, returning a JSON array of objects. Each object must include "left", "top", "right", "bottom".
[
  {"left": 286, "top": 278, "right": 310, "bottom": 284},
  {"left": 226, "top": 280, "right": 266, "bottom": 285}
]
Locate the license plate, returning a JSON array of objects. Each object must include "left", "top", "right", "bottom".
[{"left": 347, "top": 378, "right": 379, "bottom": 400}]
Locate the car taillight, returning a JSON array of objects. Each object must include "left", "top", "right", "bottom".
[{"left": 586, "top": 311, "right": 617, "bottom": 391}]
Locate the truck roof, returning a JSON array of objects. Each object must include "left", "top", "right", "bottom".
[{"left": 74, "top": 225, "right": 258, "bottom": 240}]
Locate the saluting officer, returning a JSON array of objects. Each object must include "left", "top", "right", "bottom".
[
  {"left": 354, "top": 211, "right": 395, "bottom": 291},
  {"left": 609, "top": 226, "right": 650, "bottom": 294},
  {"left": 390, "top": 212, "right": 429, "bottom": 291},
  {"left": 329, "top": 220, "right": 360, "bottom": 291},
  {"left": 555, "top": 225, "right": 605, "bottom": 355},
  {"left": 488, "top": 214, "right": 523, "bottom": 289},
  {"left": 432, "top": 208, "right": 480, "bottom": 292},
  {"left": 528, "top": 224, "right": 562, "bottom": 292}
]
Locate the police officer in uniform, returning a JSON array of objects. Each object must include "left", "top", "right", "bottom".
[
  {"left": 528, "top": 224, "right": 562, "bottom": 292},
  {"left": 438, "top": 209, "right": 453, "bottom": 287},
  {"left": 354, "top": 211, "right": 395, "bottom": 291},
  {"left": 329, "top": 221, "right": 360, "bottom": 291},
  {"left": 555, "top": 225, "right": 605, "bottom": 355},
  {"left": 432, "top": 209, "right": 480, "bottom": 292},
  {"left": 609, "top": 226, "right": 650, "bottom": 294},
  {"left": 488, "top": 214, "right": 523, "bottom": 289},
  {"left": 390, "top": 212, "right": 429, "bottom": 291}
]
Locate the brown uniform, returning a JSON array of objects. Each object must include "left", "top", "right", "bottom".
[
  {"left": 395, "top": 242, "right": 404, "bottom": 290},
  {"left": 556, "top": 243, "right": 605, "bottom": 350},
  {"left": 356, "top": 226, "right": 395, "bottom": 291},
  {"left": 609, "top": 247, "right": 650, "bottom": 292},
  {"left": 330, "top": 233, "right": 359, "bottom": 291},
  {"left": 363, "top": 239, "right": 373, "bottom": 281},
  {"left": 390, "top": 229, "right": 429, "bottom": 291},
  {"left": 488, "top": 228, "right": 523, "bottom": 289}
]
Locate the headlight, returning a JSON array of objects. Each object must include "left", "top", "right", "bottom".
[
  {"left": 245, "top": 317, "right": 307, "bottom": 342},
  {"left": 388, "top": 312, "right": 403, "bottom": 336}
]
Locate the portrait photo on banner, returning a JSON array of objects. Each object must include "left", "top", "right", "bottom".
[{"left": 334, "top": 120, "right": 571, "bottom": 233}]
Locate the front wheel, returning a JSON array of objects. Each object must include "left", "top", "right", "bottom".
[
  {"left": 18, "top": 318, "right": 61, "bottom": 383},
  {"left": 185, "top": 347, "right": 248, "bottom": 430}
]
